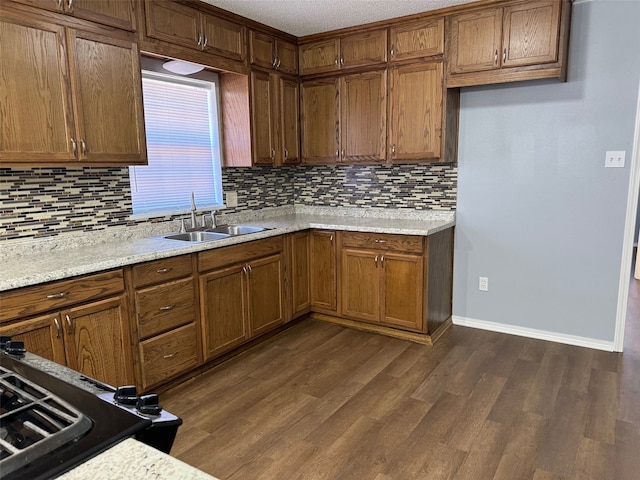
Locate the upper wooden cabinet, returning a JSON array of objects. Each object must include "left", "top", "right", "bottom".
[
  {"left": 250, "top": 30, "right": 298, "bottom": 75},
  {"left": 10, "top": 0, "right": 137, "bottom": 31},
  {"left": 299, "top": 29, "right": 387, "bottom": 75},
  {"left": 300, "top": 78, "right": 340, "bottom": 164},
  {"left": 144, "top": 0, "right": 246, "bottom": 62},
  {"left": 0, "top": 11, "right": 147, "bottom": 166},
  {"left": 446, "top": 0, "right": 570, "bottom": 87},
  {"left": 389, "top": 17, "right": 444, "bottom": 62}
]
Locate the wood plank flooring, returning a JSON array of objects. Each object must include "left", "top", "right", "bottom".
[{"left": 162, "top": 277, "right": 640, "bottom": 480}]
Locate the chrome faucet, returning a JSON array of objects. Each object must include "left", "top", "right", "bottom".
[
  {"left": 190, "top": 192, "right": 197, "bottom": 229},
  {"left": 210, "top": 210, "right": 218, "bottom": 228}
]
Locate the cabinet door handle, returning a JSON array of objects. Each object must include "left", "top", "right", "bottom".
[
  {"left": 503, "top": 48, "right": 507, "bottom": 63},
  {"left": 340, "top": 56, "right": 344, "bottom": 66},
  {"left": 243, "top": 265, "right": 248, "bottom": 276},
  {"left": 203, "top": 36, "right": 208, "bottom": 48},
  {"left": 375, "top": 255, "right": 379, "bottom": 268},
  {"left": 197, "top": 33, "right": 202, "bottom": 46},
  {"left": 58, "top": 0, "right": 63, "bottom": 9},
  {"left": 70, "top": 138, "right": 77, "bottom": 155},
  {"left": 494, "top": 50, "right": 498, "bottom": 65},
  {"left": 65, "top": 314, "right": 73, "bottom": 335},
  {"left": 54, "top": 318, "right": 62, "bottom": 339},
  {"left": 381, "top": 255, "right": 385, "bottom": 267},
  {"left": 156, "top": 268, "right": 172, "bottom": 274},
  {"left": 271, "top": 149, "right": 276, "bottom": 161},
  {"left": 391, "top": 144, "right": 396, "bottom": 156},
  {"left": 390, "top": 46, "right": 394, "bottom": 57},
  {"left": 80, "top": 139, "right": 87, "bottom": 155},
  {"left": 341, "top": 149, "right": 345, "bottom": 158},
  {"left": 159, "top": 305, "right": 175, "bottom": 311},
  {"left": 163, "top": 352, "right": 177, "bottom": 359},
  {"left": 248, "top": 264, "right": 252, "bottom": 274},
  {"left": 47, "top": 292, "right": 68, "bottom": 299},
  {"left": 67, "top": 0, "right": 73, "bottom": 10},
  {"left": 329, "top": 234, "right": 333, "bottom": 242},
  {"left": 284, "top": 148, "right": 288, "bottom": 160},
  {"left": 276, "top": 57, "right": 281, "bottom": 69},
  {"left": 335, "top": 57, "right": 339, "bottom": 67}
]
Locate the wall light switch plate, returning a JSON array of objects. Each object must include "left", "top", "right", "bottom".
[
  {"left": 605, "top": 151, "right": 625, "bottom": 168},
  {"left": 226, "top": 191, "right": 238, "bottom": 207}
]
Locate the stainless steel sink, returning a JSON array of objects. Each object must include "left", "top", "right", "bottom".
[
  {"left": 206, "top": 225, "right": 269, "bottom": 236},
  {"left": 164, "top": 231, "right": 230, "bottom": 242}
]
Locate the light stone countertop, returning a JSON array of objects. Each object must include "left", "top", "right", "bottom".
[
  {"left": 57, "top": 438, "right": 219, "bottom": 480},
  {"left": 1, "top": 207, "right": 455, "bottom": 291}
]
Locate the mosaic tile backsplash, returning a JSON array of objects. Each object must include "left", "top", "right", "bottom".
[{"left": 1, "top": 163, "right": 456, "bottom": 241}]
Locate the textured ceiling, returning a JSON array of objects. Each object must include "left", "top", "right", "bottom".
[{"left": 202, "top": 0, "right": 478, "bottom": 37}]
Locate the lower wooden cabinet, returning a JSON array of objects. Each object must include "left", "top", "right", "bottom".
[
  {"left": 310, "top": 230, "right": 338, "bottom": 313},
  {"left": 0, "top": 314, "right": 68, "bottom": 365},
  {"left": 289, "top": 231, "right": 311, "bottom": 318}
]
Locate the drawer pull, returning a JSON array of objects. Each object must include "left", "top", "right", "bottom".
[
  {"left": 374, "top": 239, "right": 387, "bottom": 244},
  {"left": 159, "top": 305, "right": 175, "bottom": 311},
  {"left": 47, "top": 292, "right": 68, "bottom": 299},
  {"left": 163, "top": 353, "right": 177, "bottom": 359},
  {"left": 156, "top": 268, "right": 172, "bottom": 274}
]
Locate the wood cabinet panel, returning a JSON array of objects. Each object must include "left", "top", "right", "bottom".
[
  {"left": 340, "top": 29, "right": 387, "bottom": 68},
  {"left": 340, "top": 71, "right": 386, "bottom": 163},
  {"left": 300, "top": 78, "right": 339, "bottom": 164},
  {"left": 135, "top": 277, "right": 195, "bottom": 339},
  {"left": 448, "top": 9, "right": 503, "bottom": 74},
  {"left": 0, "top": 270, "right": 124, "bottom": 323},
  {"left": 299, "top": 38, "right": 339, "bottom": 75},
  {"left": 63, "top": 296, "right": 132, "bottom": 387},
  {"left": 0, "top": 315, "right": 66, "bottom": 364},
  {"left": 341, "top": 249, "right": 379, "bottom": 323},
  {"left": 389, "top": 17, "right": 444, "bottom": 62},
  {"left": 132, "top": 255, "right": 193, "bottom": 288},
  {"left": 280, "top": 76, "right": 300, "bottom": 164},
  {"left": 381, "top": 253, "right": 423, "bottom": 331},
  {"left": 341, "top": 231, "right": 423, "bottom": 253},
  {"left": 0, "top": 14, "right": 75, "bottom": 163},
  {"left": 251, "top": 70, "right": 277, "bottom": 165},
  {"left": 276, "top": 39, "right": 298, "bottom": 75},
  {"left": 248, "top": 254, "right": 284, "bottom": 337},
  {"left": 290, "top": 231, "right": 311, "bottom": 317},
  {"left": 198, "top": 236, "right": 283, "bottom": 272},
  {"left": 389, "top": 61, "right": 443, "bottom": 161},
  {"left": 250, "top": 30, "right": 276, "bottom": 69},
  {"left": 70, "top": 30, "right": 146, "bottom": 163},
  {"left": 139, "top": 323, "right": 198, "bottom": 389},
  {"left": 201, "top": 13, "right": 246, "bottom": 62},
  {"left": 310, "top": 230, "right": 337, "bottom": 312},
  {"left": 144, "top": 0, "right": 200, "bottom": 49},
  {"left": 200, "top": 264, "right": 249, "bottom": 360}
]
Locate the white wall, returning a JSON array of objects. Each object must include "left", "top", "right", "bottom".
[{"left": 453, "top": 0, "right": 640, "bottom": 345}]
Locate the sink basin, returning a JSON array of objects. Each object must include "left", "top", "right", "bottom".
[
  {"left": 206, "top": 225, "right": 269, "bottom": 236},
  {"left": 164, "top": 231, "right": 230, "bottom": 242}
]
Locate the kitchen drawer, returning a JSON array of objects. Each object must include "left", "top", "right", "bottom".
[
  {"left": 198, "top": 235, "right": 284, "bottom": 272},
  {"left": 132, "top": 255, "right": 192, "bottom": 288},
  {"left": 135, "top": 277, "right": 195, "bottom": 339},
  {"left": 139, "top": 323, "right": 198, "bottom": 390},
  {"left": 0, "top": 270, "right": 124, "bottom": 323},
  {"left": 341, "top": 232, "right": 424, "bottom": 253}
]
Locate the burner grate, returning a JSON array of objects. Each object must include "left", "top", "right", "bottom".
[{"left": 0, "top": 366, "right": 92, "bottom": 477}]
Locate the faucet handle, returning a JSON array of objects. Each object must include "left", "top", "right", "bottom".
[
  {"left": 210, "top": 210, "right": 218, "bottom": 228},
  {"left": 200, "top": 214, "right": 207, "bottom": 228},
  {"left": 178, "top": 218, "right": 187, "bottom": 233}
]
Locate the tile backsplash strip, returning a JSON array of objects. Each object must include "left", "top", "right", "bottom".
[{"left": 1, "top": 163, "right": 456, "bottom": 241}]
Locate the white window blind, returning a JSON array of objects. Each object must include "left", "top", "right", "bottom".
[{"left": 129, "top": 70, "right": 224, "bottom": 217}]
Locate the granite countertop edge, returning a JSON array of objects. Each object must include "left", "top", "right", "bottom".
[{"left": 1, "top": 209, "right": 455, "bottom": 291}]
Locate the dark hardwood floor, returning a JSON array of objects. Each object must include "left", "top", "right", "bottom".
[{"left": 163, "top": 277, "right": 640, "bottom": 479}]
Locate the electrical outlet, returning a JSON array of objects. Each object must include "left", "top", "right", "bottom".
[
  {"left": 479, "top": 276, "right": 489, "bottom": 292},
  {"left": 226, "top": 191, "right": 238, "bottom": 207},
  {"left": 605, "top": 151, "right": 625, "bottom": 168}
]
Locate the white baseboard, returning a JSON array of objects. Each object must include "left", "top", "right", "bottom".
[{"left": 452, "top": 316, "right": 615, "bottom": 352}]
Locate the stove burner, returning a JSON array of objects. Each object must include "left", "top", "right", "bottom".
[{"left": 0, "top": 366, "right": 92, "bottom": 477}]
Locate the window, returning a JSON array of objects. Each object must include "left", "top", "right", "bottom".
[{"left": 129, "top": 68, "right": 224, "bottom": 218}]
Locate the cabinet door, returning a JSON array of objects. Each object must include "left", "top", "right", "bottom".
[
  {"left": 9, "top": 0, "right": 63, "bottom": 13},
  {"left": 340, "top": 30, "right": 387, "bottom": 68},
  {"left": 69, "top": 29, "right": 147, "bottom": 164},
  {"left": 200, "top": 265, "right": 248, "bottom": 360},
  {"left": 280, "top": 76, "right": 300, "bottom": 165},
  {"left": 341, "top": 249, "right": 379, "bottom": 323},
  {"left": 301, "top": 78, "right": 340, "bottom": 164},
  {"left": 290, "top": 232, "right": 311, "bottom": 317},
  {"left": 202, "top": 14, "right": 246, "bottom": 62},
  {"left": 248, "top": 254, "right": 284, "bottom": 337},
  {"left": 502, "top": 0, "right": 561, "bottom": 68},
  {"left": 389, "top": 18, "right": 444, "bottom": 62},
  {"left": 381, "top": 253, "right": 424, "bottom": 331},
  {"left": 71, "top": 0, "right": 137, "bottom": 31},
  {"left": 250, "top": 30, "right": 276, "bottom": 69},
  {"left": 299, "top": 39, "right": 340, "bottom": 75},
  {"left": 310, "top": 230, "right": 337, "bottom": 312},
  {"left": 63, "top": 297, "right": 132, "bottom": 387},
  {"left": 251, "top": 71, "right": 277, "bottom": 165},
  {"left": 276, "top": 39, "right": 298, "bottom": 75},
  {"left": 448, "top": 8, "right": 503, "bottom": 74},
  {"left": 341, "top": 71, "right": 386, "bottom": 163},
  {"left": 389, "top": 62, "right": 443, "bottom": 161},
  {"left": 0, "top": 315, "right": 66, "bottom": 365},
  {"left": 144, "top": 0, "right": 200, "bottom": 50},
  {"left": 0, "top": 14, "right": 76, "bottom": 163}
]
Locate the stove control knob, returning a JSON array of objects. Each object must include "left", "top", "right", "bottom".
[
  {"left": 136, "top": 394, "right": 163, "bottom": 416},
  {"left": 5, "top": 341, "right": 26, "bottom": 356},
  {"left": 0, "top": 336, "right": 12, "bottom": 350},
  {"left": 114, "top": 386, "right": 138, "bottom": 406}
]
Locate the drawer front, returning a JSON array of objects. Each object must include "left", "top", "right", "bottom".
[
  {"left": 132, "top": 255, "right": 192, "bottom": 288},
  {"left": 135, "top": 277, "right": 195, "bottom": 339},
  {"left": 139, "top": 323, "right": 198, "bottom": 390},
  {"left": 0, "top": 270, "right": 124, "bottom": 323},
  {"left": 341, "top": 231, "right": 424, "bottom": 253},
  {"left": 198, "top": 236, "right": 284, "bottom": 272}
]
